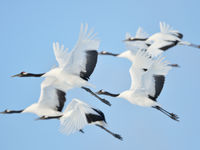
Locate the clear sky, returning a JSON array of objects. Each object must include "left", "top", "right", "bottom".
[{"left": 0, "top": 0, "right": 200, "bottom": 150}]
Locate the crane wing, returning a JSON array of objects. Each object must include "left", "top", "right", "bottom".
[
  {"left": 160, "top": 22, "right": 183, "bottom": 39},
  {"left": 79, "top": 50, "right": 98, "bottom": 81},
  {"left": 129, "top": 50, "right": 153, "bottom": 90},
  {"left": 53, "top": 42, "right": 70, "bottom": 68},
  {"left": 124, "top": 27, "right": 149, "bottom": 55},
  {"left": 38, "top": 77, "right": 66, "bottom": 112},
  {"left": 64, "top": 24, "right": 100, "bottom": 79},
  {"left": 147, "top": 40, "right": 177, "bottom": 57},
  {"left": 135, "top": 27, "right": 149, "bottom": 39},
  {"left": 143, "top": 56, "right": 171, "bottom": 100},
  {"left": 60, "top": 99, "right": 105, "bottom": 135}
]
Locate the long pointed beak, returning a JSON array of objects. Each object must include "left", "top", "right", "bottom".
[
  {"left": 11, "top": 73, "right": 21, "bottom": 77},
  {"left": 35, "top": 117, "right": 43, "bottom": 121}
]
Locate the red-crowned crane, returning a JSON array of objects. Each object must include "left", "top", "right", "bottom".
[
  {"left": 12, "top": 24, "right": 111, "bottom": 106},
  {"left": 97, "top": 50, "right": 179, "bottom": 121},
  {"left": 0, "top": 77, "right": 122, "bottom": 140}
]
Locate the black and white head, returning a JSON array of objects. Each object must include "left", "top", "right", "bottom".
[
  {"left": 0, "top": 109, "right": 24, "bottom": 114},
  {"left": 12, "top": 71, "right": 28, "bottom": 77},
  {"left": 37, "top": 115, "right": 49, "bottom": 120},
  {"left": 1, "top": 109, "right": 10, "bottom": 113}
]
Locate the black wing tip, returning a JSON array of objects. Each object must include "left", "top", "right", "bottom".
[
  {"left": 177, "top": 33, "right": 183, "bottom": 39},
  {"left": 80, "top": 50, "right": 98, "bottom": 81},
  {"left": 92, "top": 108, "right": 106, "bottom": 122},
  {"left": 152, "top": 75, "right": 165, "bottom": 100},
  {"left": 56, "top": 89, "right": 66, "bottom": 112},
  {"left": 85, "top": 108, "right": 106, "bottom": 124}
]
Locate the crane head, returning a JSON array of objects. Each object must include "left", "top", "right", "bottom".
[
  {"left": 0, "top": 109, "right": 10, "bottom": 114},
  {"left": 11, "top": 71, "right": 28, "bottom": 77},
  {"left": 35, "top": 115, "right": 49, "bottom": 120}
]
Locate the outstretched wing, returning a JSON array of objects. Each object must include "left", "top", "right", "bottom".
[
  {"left": 64, "top": 24, "right": 100, "bottom": 79},
  {"left": 160, "top": 22, "right": 183, "bottom": 39},
  {"left": 38, "top": 77, "right": 66, "bottom": 112},
  {"left": 60, "top": 99, "right": 105, "bottom": 135},
  {"left": 53, "top": 42, "right": 70, "bottom": 68},
  {"left": 79, "top": 50, "right": 98, "bottom": 81},
  {"left": 135, "top": 27, "right": 149, "bottom": 39},
  {"left": 143, "top": 56, "right": 171, "bottom": 101},
  {"left": 147, "top": 40, "right": 177, "bottom": 57},
  {"left": 129, "top": 50, "right": 153, "bottom": 90},
  {"left": 124, "top": 27, "right": 149, "bottom": 55}
]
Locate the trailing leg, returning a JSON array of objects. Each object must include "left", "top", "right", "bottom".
[
  {"left": 96, "top": 89, "right": 120, "bottom": 97},
  {"left": 82, "top": 87, "right": 111, "bottom": 106},
  {"left": 96, "top": 124, "right": 123, "bottom": 141},
  {"left": 152, "top": 106, "right": 179, "bottom": 121}
]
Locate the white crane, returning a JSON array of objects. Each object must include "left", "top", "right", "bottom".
[
  {"left": 50, "top": 98, "right": 122, "bottom": 140},
  {"left": 0, "top": 78, "right": 122, "bottom": 140},
  {"left": 97, "top": 50, "right": 179, "bottom": 121},
  {"left": 126, "top": 22, "right": 200, "bottom": 57},
  {"left": 12, "top": 24, "right": 111, "bottom": 106},
  {"left": 98, "top": 27, "right": 178, "bottom": 67}
]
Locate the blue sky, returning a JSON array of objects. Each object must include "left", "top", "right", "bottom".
[{"left": 0, "top": 0, "right": 200, "bottom": 150}]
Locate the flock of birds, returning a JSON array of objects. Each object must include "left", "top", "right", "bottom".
[{"left": 1, "top": 22, "right": 199, "bottom": 141}]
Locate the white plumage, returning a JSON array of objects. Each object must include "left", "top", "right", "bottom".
[
  {"left": 59, "top": 98, "right": 122, "bottom": 140},
  {"left": 11, "top": 24, "right": 110, "bottom": 106},
  {"left": 124, "top": 27, "right": 149, "bottom": 54},
  {"left": 97, "top": 49, "right": 179, "bottom": 121},
  {"left": 60, "top": 99, "right": 106, "bottom": 135},
  {"left": 1, "top": 76, "right": 66, "bottom": 118},
  {"left": 43, "top": 23, "right": 100, "bottom": 89},
  {"left": 146, "top": 22, "right": 200, "bottom": 57},
  {"left": 119, "top": 50, "right": 166, "bottom": 107}
]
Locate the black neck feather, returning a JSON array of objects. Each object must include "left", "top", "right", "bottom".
[
  {"left": 102, "top": 91, "right": 120, "bottom": 97},
  {"left": 25, "top": 73, "right": 45, "bottom": 77}
]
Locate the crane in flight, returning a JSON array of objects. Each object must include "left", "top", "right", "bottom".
[
  {"left": 99, "top": 26, "right": 179, "bottom": 67},
  {"left": 125, "top": 22, "right": 200, "bottom": 57},
  {"left": 97, "top": 50, "right": 179, "bottom": 121},
  {"left": 0, "top": 76, "right": 122, "bottom": 140},
  {"left": 12, "top": 24, "right": 111, "bottom": 106}
]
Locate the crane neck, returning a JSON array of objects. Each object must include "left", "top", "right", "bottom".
[{"left": 25, "top": 73, "right": 45, "bottom": 77}]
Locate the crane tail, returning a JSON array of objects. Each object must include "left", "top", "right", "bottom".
[{"left": 179, "top": 41, "right": 200, "bottom": 49}]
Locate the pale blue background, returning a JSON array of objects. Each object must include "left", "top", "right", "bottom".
[{"left": 0, "top": 0, "right": 200, "bottom": 150}]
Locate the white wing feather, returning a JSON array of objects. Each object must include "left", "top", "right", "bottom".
[
  {"left": 37, "top": 77, "right": 60, "bottom": 110},
  {"left": 124, "top": 27, "right": 148, "bottom": 55},
  {"left": 143, "top": 55, "right": 171, "bottom": 96},
  {"left": 147, "top": 40, "right": 172, "bottom": 57},
  {"left": 60, "top": 99, "right": 99, "bottom": 135},
  {"left": 125, "top": 32, "right": 132, "bottom": 39},
  {"left": 64, "top": 24, "right": 100, "bottom": 75},
  {"left": 53, "top": 42, "right": 69, "bottom": 68},
  {"left": 125, "top": 41, "right": 148, "bottom": 55},
  {"left": 160, "top": 22, "right": 181, "bottom": 36},
  {"left": 135, "top": 27, "right": 149, "bottom": 38},
  {"left": 129, "top": 50, "right": 153, "bottom": 90},
  {"left": 132, "top": 49, "right": 153, "bottom": 69}
]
